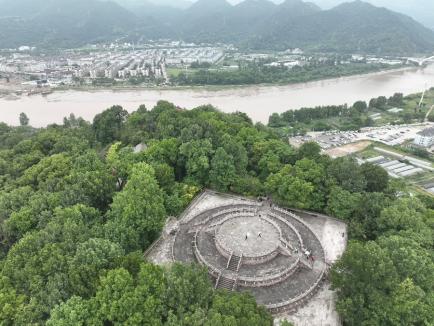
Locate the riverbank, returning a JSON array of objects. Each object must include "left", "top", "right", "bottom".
[
  {"left": 0, "top": 64, "right": 416, "bottom": 99},
  {"left": 1, "top": 64, "right": 434, "bottom": 127},
  {"left": 65, "top": 64, "right": 415, "bottom": 92}
]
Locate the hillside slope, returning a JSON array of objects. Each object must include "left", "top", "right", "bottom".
[
  {"left": 0, "top": 0, "right": 433, "bottom": 54},
  {"left": 174, "top": 0, "right": 434, "bottom": 54},
  {"left": 251, "top": 1, "right": 434, "bottom": 53},
  {"left": 0, "top": 0, "right": 168, "bottom": 48}
]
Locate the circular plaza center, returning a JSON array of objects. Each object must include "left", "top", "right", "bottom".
[
  {"left": 216, "top": 216, "right": 280, "bottom": 259},
  {"left": 171, "top": 194, "right": 329, "bottom": 314}
]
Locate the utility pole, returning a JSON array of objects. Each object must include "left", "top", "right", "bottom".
[{"left": 419, "top": 84, "right": 428, "bottom": 108}]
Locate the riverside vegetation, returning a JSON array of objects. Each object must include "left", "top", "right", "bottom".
[
  {"left": 170, "top": 61, "right": 396, "bottom": 87},
  {"left": 0, "top": 102, "right": 432, "bottom": 325},
  {"left": 268, "top": 89, "right": 434, "bottom": 134}
]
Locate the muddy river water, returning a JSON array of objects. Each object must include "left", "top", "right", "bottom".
[{"left": 1, "top": 65, "right": 434, "bottom": 126}]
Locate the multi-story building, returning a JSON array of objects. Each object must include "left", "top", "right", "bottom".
[{"left": 414, "top": 127, "right": 434, "bottom": 147}]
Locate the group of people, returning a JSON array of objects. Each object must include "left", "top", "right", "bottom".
[
  {"left": 304, "top": 249, "right": 315, "bottom": 262},
  {"left": 294, "top": 247, "right": 315, "bottom": 263},
  {"left": 244, "top": 232, "right": 262, "bottom": 240}
]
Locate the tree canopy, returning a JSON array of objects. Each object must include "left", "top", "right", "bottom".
[{"left": 0, "top": 102, "right": 432, "bottom": 324}]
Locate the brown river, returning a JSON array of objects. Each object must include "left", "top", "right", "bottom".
[{"left": 1, "top": 65, "right": 434, "bottom": 126}]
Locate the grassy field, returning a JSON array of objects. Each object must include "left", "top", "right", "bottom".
[
  {"left": 166, "top": 67, "right": 185, "bottom": 78},
  {"left": 357, "top": 147, "right": 381, "bottom": 159}
]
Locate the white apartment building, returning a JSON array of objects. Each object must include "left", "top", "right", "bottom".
[{"left": 414, "top": 127, "right": 434, "bottom": 147}]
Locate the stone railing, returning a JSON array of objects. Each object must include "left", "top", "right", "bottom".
[
  {"left": 214, "top": 272, "right": 222, "bottom": 289},
  {"left": 215, "top": 235, "right": 235, "bottom": 260},
  {"left": 179, "top": 189, "right": 262, "bottom": 226},
  {"left": 259, "top": 215, "right": 283, "bottom": 239},
  {"left": 144, "top": 232, "right": 164, "bottom": 259},
  {"left": 237, "top": 254, "right": 243, "bottom": 272},
  {"left": 240, "top": 250, "right": 280, "bottom": 265},
  {"left": 274, "top": 207, "right": 316, "bottom": 240},
  {"left": 178, "top": 190, "right": 208, "bottom": 225},
  {"left": 206, "top": 190, "right": 262, "bottom": 207},
  {"left": 214, "top": 213, "right": 281, "bottom": 263},
  {"left": 171, "top": 231, "right": 177, "bottom": 262},
  {"left": 232, "top": 278, "right": 238, "bottom": 291},
  {"left": 266, "top": 264, "right": 326, "bottom": 313},
  {"left": 236, "top": 257, "right": 300, "bottom": 288},
  {"left": 193, "top": 206, "right": 256, "bottom": 227},
  {"left": 286, "top": 210, "right": 326, "bottom": 259},
  {"left": 226, "top": 251, "right": 234, "bottom": 269},
  {"left": 192, "top": 231, "right": 220, "bottom": 278},
  {"left": 272, "top": 208, "right": 325, "bottom": 259},
  {"left": 215, "top": 230, "right": 279, "bottom": 264},
  {"left": 279, "top": 239, "right": 293, "bottom": 253},
  {"left": 207, "top": 211, "right": 255, "bottom": 229},
  {"left": 268, "top": 212, "right": 304, "bottom": 250}
]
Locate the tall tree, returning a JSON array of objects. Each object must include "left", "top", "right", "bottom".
[
  {"left": 331, "top": 241, "right": 399, "bottom": 326},
  {"left": 205, "top": 292, "right": 273, "bottom": 326},
  {"left": 209, "top": 148, "right": 237, "bottom": 192},
  {"left": 68, "top": 238, "right": 124, "bottom": 298},
  {"left": 297, "top": 141, "right": 321, "bottom": 161},
  {"left": 105, "top": 163, "right": 166, "bottom": 252},
  {"left": 92, "top": 106, "right": 128, "bottom": 144},
  {"left": 266, "top": 165, "right": 314, "bottom": 209},
  {"left": 353, "top": 101, "right": 367, "bottom": 113},
  {"left": 377, "top": 198, "right": 431, "bottom": 244},
  {"left": 220, "top": 133, "right": 248, "bottom": 176},
  {"left": 19, "top": 113, "right": 29, "bottom": 126},
  {"left": 360, "top": 163, "right": 389, "bottom": 193},
  {"left": 164, "top": 263, "right": 213, "bottom": 318},
  {"left": 386, "top": 278, "right": 432, "bottom": 326},
  {"left": 106, "top": 142, "right": 136, "bottom": 190},
  {"left": 326, "top": 186, "right": 361, "bottom": 220},
  {"left": 294, "top": 158, "right": 329, "bottom": 211},
  {"left": 179, "top": 139, "right": 213, "bottom": 185},
  {"left": 92, "top": 267, "right": 164, "bottom": 325},
  {"left": 327, "top": 157, "right": 367, "bottom": 193}
]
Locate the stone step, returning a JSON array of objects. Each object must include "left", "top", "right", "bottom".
[
  {"left": 220, "top": 279, "right": 233, "bottom": 285},
  {"left": 216, "top": 277, "right": 235, "bottom": 290},
  {"left": 227, "top": 255, "right": 241, "bottom": 272}
]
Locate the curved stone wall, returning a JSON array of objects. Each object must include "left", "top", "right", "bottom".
[{"left": 172, "top": 200, "right": 327, "bottom": 314}]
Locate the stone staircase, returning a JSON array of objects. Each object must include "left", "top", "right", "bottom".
[
  {"left": 227, "top": 254, "right": 241, "bottom": 272},
  {"left": 216, "top": 276, "right": 236, "bottom": 290}
]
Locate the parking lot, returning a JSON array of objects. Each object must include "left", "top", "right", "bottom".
[{"left": 289, "top": 123, "right": 433, "bottom": 150}]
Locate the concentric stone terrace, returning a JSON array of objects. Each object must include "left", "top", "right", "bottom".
[
  {"left": 216, "top": 216, "right": 281, "bottom": 263},
  {"left": 172, "top": 198, "right": 327, "bottom": 313}
]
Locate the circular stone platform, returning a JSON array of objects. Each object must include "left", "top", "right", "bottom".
[
  {"left": 216, "top": 216, "right": 280, "bottom": 259},
  {"left": 172, "top": 200, "right": 327, "bottom": 314}
]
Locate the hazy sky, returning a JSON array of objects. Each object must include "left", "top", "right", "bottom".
[
  {"left": 145, "top": 0, "right": 433, "bottom": 29},
  {"left": 191, "top": 0, "right": 433, "bottom": 8},
  {"left": 185, "top": 0, "right": 434, "bottom": 29},
  {"left": 215, "top": 0, "right": 283, "bottom": 3}
]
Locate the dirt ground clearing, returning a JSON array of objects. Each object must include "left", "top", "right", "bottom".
[{"left": 325, "top": 141, "right": 372, "bottom": 157}]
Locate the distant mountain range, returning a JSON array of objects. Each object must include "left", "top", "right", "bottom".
[
  {"left": 0, "top": 0, "right": 170, "bottom": 48},
  {"left": 312, "top": 0, "right": 434, "bottom": 30},
  {"left": 113, "top": 0, "right": 193, "bottom": 10},
  {"left": 0, "top": 0, "right": 434, "bottom": 55}
]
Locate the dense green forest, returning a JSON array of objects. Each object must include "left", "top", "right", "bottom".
[
  {"left": 171, "top": 62, "right": 393, "bottom": 86},
  {"left": 0, "top": 102, "right": 433, "bottom": 325}
]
